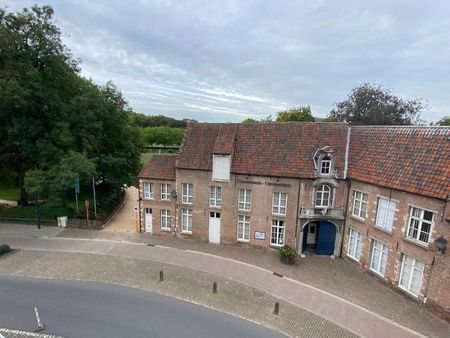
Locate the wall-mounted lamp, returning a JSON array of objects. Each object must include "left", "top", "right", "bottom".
[
  {"left": 170, "top": 190, "right": 177, "bottom": 200},
  {"left": 434, "top": 236, "right": 447, "bottom": 254}
]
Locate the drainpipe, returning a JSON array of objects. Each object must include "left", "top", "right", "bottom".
[
  {"left": 294, "top": 178, "right": 301, "bottom": 253},
  {"left": 340, "top": 179, "right": 351, "bottom": 258},
  {"left": 137, "top": 179, "right": 141, "bottom": 233}
]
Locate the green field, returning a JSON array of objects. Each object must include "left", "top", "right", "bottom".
[
  {"left": 140, "top": 151, "right": 177, "bottom": 167},
  {"left": 0, "top": 185, "right": 20, "bottom": 201}
]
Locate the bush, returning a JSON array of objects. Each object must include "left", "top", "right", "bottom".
[
  {"left": 0, "top": 244, "right": 11, "bottom": 256},
  {"left": 279, "top": 245, "right": 297, "bottom": 258},
  {"left": 0, "top": 206, "right": 74, "bottom": 219}
]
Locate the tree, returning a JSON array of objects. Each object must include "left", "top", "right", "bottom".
[
  {"left": 242, "top": 118, "right": 257, "bottom": 123},
  {"left": 276, "top": 106, "right": 315, "bottom": 122},
  {"left": 0, "top": 5, "right": 141, "bottom": 210},
  {"left": 327, "top": 83, "right": 425, "bottom": 125},
  {"left": 141, "top": 126, "right": 184, "bottom": 146},
  {"left": 435, "top": 116, "right": 450, "bottom": 126}
]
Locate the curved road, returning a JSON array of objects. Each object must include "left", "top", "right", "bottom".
[{"left": 0, "top": 276, "right": 284, "bottom": 338}]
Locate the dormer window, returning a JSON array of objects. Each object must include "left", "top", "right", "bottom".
[
  {"left": 320, "top": 156, "right": 331, "bottom": 175},
  {"left": 213, "top": 155, "right": 231, "bottom": 181}
]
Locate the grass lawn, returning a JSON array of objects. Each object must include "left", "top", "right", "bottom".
[{"left": 0, "top": 185, "right": 20, "bottom": 201}]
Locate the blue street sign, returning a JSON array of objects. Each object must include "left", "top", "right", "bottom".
[{"left": 75, "top": 178, "right": 80, "bottom": 194}]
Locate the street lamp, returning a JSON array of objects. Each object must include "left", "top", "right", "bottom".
[{"left": 434, "top": 236, "right": 448, "bottom": 254}]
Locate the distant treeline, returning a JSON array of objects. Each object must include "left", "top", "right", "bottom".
[
  {"left": 130, "top": 112, "right": 197, "bottom": 129},
  {"left": 129, "top": 113, "right": 197, "bottom": 146}
]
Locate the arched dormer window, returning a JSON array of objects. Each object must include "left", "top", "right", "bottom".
[
  {"left": 320, "top": 156, "right": 331, "bottom": 175},
  {"left": 315, "top": 184, "right": 332, "bottom": 208}
]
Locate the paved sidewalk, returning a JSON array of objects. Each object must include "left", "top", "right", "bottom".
[
  {"left": 0, "top": 226, "right": 448, "bottom": 338},
  {"left": 0, "top": 251, "right": 355, "bottom": 338}
]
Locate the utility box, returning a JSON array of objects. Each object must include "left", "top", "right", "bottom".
[{"left": 57, "top": 216, "right": 67, "bottom": 228}]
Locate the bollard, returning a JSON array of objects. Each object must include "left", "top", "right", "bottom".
[
  {"left": 273, "top": 301, "right": 279, "bottom": 315},
  {"left": 159, "top": 270, "right": 164, "bottom": 282},
  {"left": 212, "top": 281, "right": 217, "bottom": 294},
  {"left": 34, "top": 306, "right": 46, "bottom": 332}
]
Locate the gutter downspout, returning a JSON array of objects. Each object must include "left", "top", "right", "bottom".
[
  {"left": 340, "top": 179, "right": 351, "bottom": 258},
  {"left": 295, "top": 178, "right": 301, "bottom": 254}
]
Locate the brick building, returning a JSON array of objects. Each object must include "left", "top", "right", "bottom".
[{"left": 138, "top": 122, "right": 450, "bottom": 320}]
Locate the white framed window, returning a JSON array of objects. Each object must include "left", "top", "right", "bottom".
[
  {"left": 320, "top": 156, "right": 331, "bottom": 174},
  {"left": 181, "top": 208, "right": 192, "bottom": 233},
  {"left": 406, "top": 207, "right": 433, "bottom": 244},
  {"left": 212, "top": 155, "right": 231, "bottom": 181},
  {"left": 347, "top": 228, "right": 363, "bottom": 261},
  {"left": 160, "top": 209, "right": 171, "bottom": 230},
  {"left": 160, "top": 183, "right": 171, "bottom": 200},
  {"left": 238, "top": 189, "right": 252, "bottom": 211},
  {"left": 144, "top": 182, "right": 153, "bottom": 199},
  {"left": 272, "top": 192, "right": 287, "bottom": 215},
  {"left": 181, "top": 183, "right": 193, "bottom": 204},
  {"left": 209, "top": 186, "right": 222, "bottom": 207},
  {"left": 237, "top": 215, "right": 250, "bottom": 242},
  {"left": 375, "top": 197, "right": 396, "bottom": 231},
  {"left": 399, "top": 254, "right": 425, "bottom": 297},
  {"left": 315, "top": 185, "right": 331, "bottom": 208},
  {"left": 270, "top": 220, "right": 285, "bottom": 246},
  {"left": 370, "top": 240, "right": 389, "bottom": 276},
  {"left": 352, "top": 190, "right": 368, "bottom": 219}
]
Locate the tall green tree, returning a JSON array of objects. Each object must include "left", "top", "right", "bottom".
[
  {"left": 0, "top": 5, "right": 140, "bottom": 208},
  {"left": 435, "top": 116, "right": 450, "bottom": 126},
  {"left": 327, "top": 83, "right": 425, "bottom": 125},
  {"left": 276, "top": 106, "right": 315, "bottom": 122}
]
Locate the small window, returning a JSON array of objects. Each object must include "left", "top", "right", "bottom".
[
  {"left": 160, "top": 210, "right": 171, "bottom": 230},
  {"left": 399, "top": 254, "right": 425, "bottom": 296},
  {"left": 352, "top": 190, "right": 368, "bottom": 220},
  {"left": 347, "top": 228, "right": 363, "bottom": 261},
  {"left": 375, "top": 198, "right": 396, "bottom": 231},
  {"left": 238, "top": 189, "right": 252, "bottom": 211},
  {"left": 144, "top": 182, "right": 153, "bottom": 200},
  {"left": 160, "top": 183, "right": 171, "bottom": 200},
  {"left": 406, "top": 207, "right": 433, "bottom": 244},
  {"left": 272, "top": 192, "right": 287, "bottom": 215},
  {"left": 320, "top": 156, "right": 331, "bottom": 174},
  {"left": 270, "top": 220, "right": 285, "bottom": 246},
  {"left": 315, "top": 185, "right": 331, "bottom": 208},
  {"left": 370, "top": 240, "right": 389, "bottom": 276},
  {"left": 237, "top": 215, "right": 250, "bottom": 242},
  {"left": 181, "top": 183, "right": 193, "bottom": 204},
  {"left": 181, "top": 208, "right": 193, "bottom": 233},
  {"left": 213, "top": 155, "right": 231, "bottom": 181},
  {"left": 209, "top": 186, "right": 222, "bottom": 207}
]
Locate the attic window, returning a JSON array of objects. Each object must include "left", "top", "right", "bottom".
[
  {"left": 213, "top": 155, "right": 231, "bottom": 181},
  {"left": 320, "top": 156, "right": 331, "bottom": 175}
]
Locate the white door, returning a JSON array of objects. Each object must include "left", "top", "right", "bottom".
[
  {"left": 145, "top": 208, "right": 153, "bottom": 234},
  {"left": 209, "top": 212, "right": 221, "bottom": 244},
  {"left": 307, "top": 223, "right": 316, "bottom": 244}
]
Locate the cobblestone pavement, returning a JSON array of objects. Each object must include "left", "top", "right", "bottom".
[
  {"left": 0, "top": 250, "right": 357, "bottom": 338},
  {"left": 1, "top": 224, "right": 449, "bottom": 337},
  {"left": 57, "top": 228, "right": 449, "bottom": 337}
]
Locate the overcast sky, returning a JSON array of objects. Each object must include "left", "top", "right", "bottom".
[{"left": 5, "top": 1, "right": 450, "bottom": 122}]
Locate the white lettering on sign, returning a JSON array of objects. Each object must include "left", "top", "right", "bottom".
[{"left": 254, "top": 231, "right": 266, "bottom": 240}]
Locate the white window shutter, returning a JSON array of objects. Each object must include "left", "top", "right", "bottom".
[{"left": 213, "top": 155, "right": 231, "bottom": 181}]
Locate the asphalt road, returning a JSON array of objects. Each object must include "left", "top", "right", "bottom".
[{"left": 0, "top": 276, "right": 285, "bottom": 338}]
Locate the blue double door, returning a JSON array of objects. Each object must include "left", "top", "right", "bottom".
[{"left": 302, "top": 221, "right": 336, "bottom": 255}]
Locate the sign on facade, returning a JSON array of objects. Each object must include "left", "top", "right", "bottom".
[{"left": 254, "top": 231, "right": 266, "bottom": 240}]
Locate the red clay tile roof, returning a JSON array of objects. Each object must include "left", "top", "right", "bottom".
[
  {"left": 138, "top": 155, "right": 176, "bottom": 180},
  {"left": 232, "top": 123, "right": 348, "bottom": 178},
  {"left": 348, "top": 126, "right": 450, "bottom": 200},
  {"left": 177, "top": 122, "right": 348, "bottom": 178}
]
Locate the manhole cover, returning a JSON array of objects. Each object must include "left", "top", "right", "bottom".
[{"left": 251, "top": 289, "right": 265, "bottom": 298}]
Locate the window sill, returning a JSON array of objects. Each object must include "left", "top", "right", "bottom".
[
  {"left": 402, "top": 237, "right": 429, "bottom": 250},
  {"left": 396, "top": 284, "right": 420, "bottom": 299},
  {"left": 369, "top": 268, "right": 387, "bottom": 280},
  {"left": 212, "top": 178, "right": 230, "bottom": 183},
  {"left": 209, "top": 205, "right": 221, "bottom": 209},
  {"left": 159, "top": 199, "right": 171, "bottom": 202},
  {"left": 160, "top": 228, "right": 171, "bottom": 232},
  {"left": 346, "top": 253, "right": 361, "bottom": 264},
  {"left": 372, "top": 225, "right": 393, "bottom": 235},
  {"left": 238, "top": 209, "right": 251, "bottom": 213},
  {"left": 350, "top": 215, "right": 366, "bottom": 223},
  {"left": 181, "top": 202, "right": 193, "bottom": 206},
  {"left": 272, "top": 213, "right": 287, "bottom": 217},
  {"left": 270, "top": 244, "right": 283, "bottom": 248},
  {"left": 237, "top": 239, "right": 250, "bottom": 243},
  {"left": 143, "top": 198, "right": 154, "bottom": 201}
]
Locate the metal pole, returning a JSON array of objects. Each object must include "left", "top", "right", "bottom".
[
  {"left": 92, "top": 176, "right": 97, "bottom": 217},
  {"left": 75, "top": 190, "right": 79, "bottom": 216},
  {"left": 34, "top": 193, "right": 41, "bottom": 230}
]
